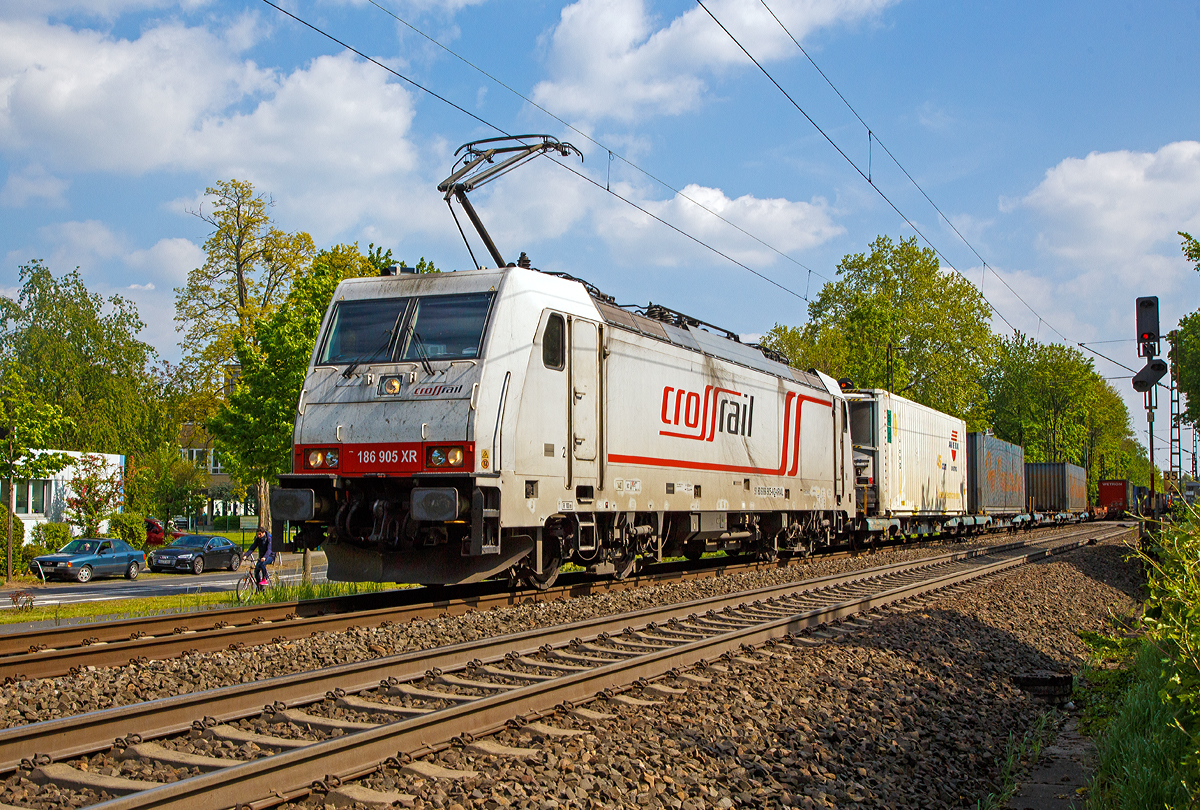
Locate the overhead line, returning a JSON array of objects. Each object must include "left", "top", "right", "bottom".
[
  {"left": 366, "top": 0, "right": 832, "bottom": 288},
  {"left": 695, "top": 0, "right": 1019, "bottom": 333},
  {"left": 259, "top": 0, "right": 811, "bottom": 305},
  {"left": 755, "top": 0, "right": 1062, "bottom": 342}
]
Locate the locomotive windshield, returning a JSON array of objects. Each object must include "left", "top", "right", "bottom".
[
  {"left": 318, "top": 298, "right": 410, "bottom": 365},
  {"left": 398, "top": 292, "right": 494, "bottom": 361},
  {"left": 317, "top": 292, "right": 495, "bottom": 366}
]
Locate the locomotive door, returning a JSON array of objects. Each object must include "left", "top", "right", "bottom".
[{"left": 569, "top": 318, "right": 600, "bottom": 484}]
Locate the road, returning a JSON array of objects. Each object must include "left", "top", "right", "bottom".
[{"left": 0, "top": 553, "right": 329, "bottom": 608}]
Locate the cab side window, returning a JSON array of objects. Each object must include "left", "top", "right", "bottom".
[{"left": 543, "top": 314, "right": 565, "bottom": 370}]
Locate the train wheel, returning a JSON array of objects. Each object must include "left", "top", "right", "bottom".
[
  {"left": 613, "top": 553, "right": 637, "bottom": 580},
  {"left": 524, "top": 538, "right": 561, "bottom": 590},
  {"left": 682, "top": 537, "right": 705, "bottom": 562}
]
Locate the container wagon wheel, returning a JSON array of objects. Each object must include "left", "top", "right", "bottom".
[
  {"left": 682, "top": 536, "right": 705, "bottom": 562},
  {"left": 524, "top": 537, "right": 562, "bottom": 590}
]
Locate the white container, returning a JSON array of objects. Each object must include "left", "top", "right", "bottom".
[{"left": 847, "top": 390, "right": 967, "bottom": 517}]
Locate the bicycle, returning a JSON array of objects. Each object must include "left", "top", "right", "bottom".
[{"left": 235, "top": 556, "right": 281, "bottom": 603}]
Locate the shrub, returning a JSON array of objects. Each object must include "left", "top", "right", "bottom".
[
  {"left": 20, "top": 540, "right": 58, "bottom": 575},
  {"left": 0, "top": 503, "right": 25, "bottom": 548},
  {"left": 30, "top": 522, "right": 70, "bottom": 549},
  {"left": 107, "top": 511, "right": 146, "bottom": 549}
]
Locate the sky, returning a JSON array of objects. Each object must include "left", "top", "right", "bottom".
[{"left": 2, "top": 0, "right": 1199, "bottom": 462}]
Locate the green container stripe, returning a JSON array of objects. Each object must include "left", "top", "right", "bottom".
[{"left": 886, "top": 410, "right": 892, "bottom": 443}]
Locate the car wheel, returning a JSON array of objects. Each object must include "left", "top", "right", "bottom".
[
  {"left": 230, "top": 554, "right": 241, "bottom": 572},
  {"left": 192, "top": 556, "right": 205, "bottom": 575},
  {"left": 76, "top": 565, "right": 93, "bottom": 584},
  {"left": 125, "top": 561, "right": 140, "bottom": 580}
]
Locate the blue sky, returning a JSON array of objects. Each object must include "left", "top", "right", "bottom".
[{"left": 2, "top": 0, "right": 1199, "bottom": 455}]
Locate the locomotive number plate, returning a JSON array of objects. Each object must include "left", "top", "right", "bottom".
[{"left": 341, "top": 443, "right": 423, "bottom": 474}]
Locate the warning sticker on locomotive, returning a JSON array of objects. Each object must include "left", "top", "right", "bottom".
[
  {"left": 557, "top": 499, "right": 575, "bottom": 512},
  {"left": 754, "top": 486, "right": 786, "bottom": 498},
  {"left": 614, "top": 478, "right": 642, "bottom": 494}
]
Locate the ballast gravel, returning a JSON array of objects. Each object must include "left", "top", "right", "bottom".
[
  {"left": 268, "top": 531, "right": 1141, "bottom": 810},
  {"left": 0, "top": 534, "right": 1045, "bottom": 731}
]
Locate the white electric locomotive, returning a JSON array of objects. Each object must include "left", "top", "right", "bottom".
[
  {"left": 271, "top": 135, "right": 985, "bottom": 585},
  {"left": 272, "top": 263, "right": 858, "bottom": 586}
]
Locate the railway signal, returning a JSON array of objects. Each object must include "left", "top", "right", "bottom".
[
  {"left": 1137, "top": 296, "right": 1160, "bottom": 357},
  {"left": 1132, "top": 358, "right": 1168, "bottom": 393}
]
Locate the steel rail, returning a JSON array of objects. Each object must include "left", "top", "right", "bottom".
[
  {"left": 85, "top": 525, "right": 1130, "bottom": 810},
  {"left": 0, "top": 526, "right": 1111, "bottom": 778},
  {"left": 0, "top": 528, "right": 1077, "bottom": 681}
]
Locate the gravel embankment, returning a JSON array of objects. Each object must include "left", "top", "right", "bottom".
[
  {"left": 0, "top": 536, "right": 1030, "bottom": 730},
  {"left": 277, "top": 532, "right": 1144, "bottom": 810}
]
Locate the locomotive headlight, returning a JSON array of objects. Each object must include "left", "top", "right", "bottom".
[
  {"left": 307, "top": 450, "right": 324, "bottom": 468},
  {"left": 381, "top": 376, "right": 401, "bottom": 395},
  {"left": 325, "top": 449, "right": 339, "bottom": 468},
  {"left": 428, "top": 447, "right": 447, "bottom": 467},
  {"left": 446, "top": 447, "right": 464, "bottom": 467}
]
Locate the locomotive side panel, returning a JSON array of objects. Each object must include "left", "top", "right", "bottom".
[{"left": 602, "top": 327, "right": 847, "bottom": 515}]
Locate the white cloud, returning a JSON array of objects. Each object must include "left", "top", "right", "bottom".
[
  {"left": 531, "top": 0, "right": 895, "bottom": 123},
  {"left": 128, "top": 282, "right": 155, "bottom": 290},
  {"left": 1023, "top": 141, "right": 1200, "bottom": 265},
  {"left": 36, "top": 219, "right": 127, "bottom": 267},
  {"left": 126, "top": 237, "right": 205, "bottom": 286},
  {"left": 595, "top": 182, "right": 843, "bottom": 267},
  {"left": 0, "top": 164, "right": 68, "bottom": 207}
]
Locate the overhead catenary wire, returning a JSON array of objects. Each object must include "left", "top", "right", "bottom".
[
  {"left": 711, "top": 0, "right": 1172, "bottom": 381},
  {"left": 257, "top": 0, "right": 813, "bottom": 305},
  {"left": 365, "top": 0, "right": 832, "bottom": 289}
]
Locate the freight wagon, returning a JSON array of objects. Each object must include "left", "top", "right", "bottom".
[
  {"left": 1025, "top": 462, "right": 1088, "bottom": 520},
  {"left": 965, "top": 432, "right": 1029, "bottom": 528},
  {"left": 846, "top": 390, "right": 968, "bottom": 536},
  {"left": 1097, "top": 479, "right": 1135, "bottom": 518}
]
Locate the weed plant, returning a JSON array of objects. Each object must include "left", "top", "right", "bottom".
[{"left": 1085, "top": 505, "right": 1200, "bottom": 807}]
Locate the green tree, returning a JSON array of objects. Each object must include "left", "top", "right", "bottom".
[
  {"left": 175, "top": 180, "right": 315, "bottom": 418},
  {"left": 63, "top": 453, "right": 123, "bottom": 538},
  {"left": 124, "top": 443, "right": 209, "bottom": 524},
  {"left": 0, "top": 261, "right": 172, "bottom": 456},
  {"left": 1174, "top": 232, "right": 1200, "bottom": 425},
  {"left": 762, "top": 235, "right": 996, "bottom": 427},
  {"left": 207, "top": 244, "right": 381, "bottom": 527}
]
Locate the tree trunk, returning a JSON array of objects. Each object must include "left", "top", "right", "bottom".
[
  {"left": 256, "top": 477, "right": 271, "bottom": 529},
  {"left": 302, "top": 548, "right": 312, "bottom": 584}
]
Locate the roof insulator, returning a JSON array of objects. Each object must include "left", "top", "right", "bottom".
[{"left": 517, "top": 252, "right": 532, "bottom": 269}]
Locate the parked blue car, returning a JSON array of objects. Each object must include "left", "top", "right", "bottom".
[{"left": 31, "top": 539, "right": 146, "bottom": 583}]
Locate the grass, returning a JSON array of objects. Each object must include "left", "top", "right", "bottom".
[
  {"left": 975, "top": 710, "right": 1058, "bottom": 810},
  {"left": 1084, "top": 642, "right": 1194, "bottom": 809}
]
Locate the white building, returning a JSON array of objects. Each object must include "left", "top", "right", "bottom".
[{"left": 1, "top": 450, "right": 125, "bottom": 538}]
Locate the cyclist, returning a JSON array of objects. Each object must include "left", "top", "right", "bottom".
[{"left": 246, "top": 526, "right": 275, "bottom": 586}]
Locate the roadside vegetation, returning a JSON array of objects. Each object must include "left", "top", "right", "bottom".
[{"left": 1077, "top": 508, "right": 1200, "bottom": 808}]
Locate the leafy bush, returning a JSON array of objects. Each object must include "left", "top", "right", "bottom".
[
  {"left": 0, "top": 503, "right": 25, "bottom": 547},
  {"left": 20, "top": 540, "right": 58, "bottom": 575},
  {"left": 30, "top": 522, "right": 70, "bottom": 549},
  {"left": 107, "top": 511, "right": 146, "bottom": 549}
]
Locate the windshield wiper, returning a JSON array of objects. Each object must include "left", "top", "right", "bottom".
[
  {"left": 342, "top": 334, "right": 394, "bottom": 379},
  {"left": 410, "top": 330, "right": 435, "bottom": 376}
]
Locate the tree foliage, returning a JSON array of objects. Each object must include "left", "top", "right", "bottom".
[
  {"left": 175, "top": 179, "right": 315, "bottom": 406},
  {"left": 124, "top": 443, "right": 209, "bottom": 523},
  {"left": 762, "top": 235, "right": 996, "bottom": 427},
  {"left": 0, "top": 261, "right": 173, "bottom": 456},
  {"left": 64, "top": 453, "right": 124, "bottom": 538},
  {"left": 206, "top": 244, "right": 382, "bottom": 524},
  {"left": 0, "top": 368, "right": 73, "bottom": 481},
  {"left": 1174, "top": 232, "right": 1200, "bottom": 426}
]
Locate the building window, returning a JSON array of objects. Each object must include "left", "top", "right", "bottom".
[
  {"left": 211, "top": 451, "right": 224, "bottom": 474},
  {"left": 15, "top": 480, "right": 29, "bottom": 514},
  {"left": 32, "top": 480, "right": 47, "bottom": 515}
]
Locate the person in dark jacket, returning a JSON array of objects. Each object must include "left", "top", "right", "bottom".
[{"left": 247, "top": 527, "right": 274, "bottom": 586}]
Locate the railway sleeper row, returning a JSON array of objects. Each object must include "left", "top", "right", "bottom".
[{"left": 0, "top": 526, "right": 1129, "bottom": 810}]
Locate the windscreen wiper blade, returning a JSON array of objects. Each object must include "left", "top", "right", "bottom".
[
  {"left": 342, "top": 335, "right": 394, "bottom": 379},
  {"left": 410, "top": 330, "right": 435, "bottom": 376}
]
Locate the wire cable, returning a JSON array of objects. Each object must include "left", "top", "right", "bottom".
[
  {"left": 695, "top": 0, "right": 1017, "bottom": 332},
  {"left": 365, "top": 0, "right": 832, "bottom": 288},
  {"left": 259, "top": 0, "right": 811, "bottom": 304}
]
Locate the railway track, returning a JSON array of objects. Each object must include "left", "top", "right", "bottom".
[
  {"left": 0, "top": 526, "right": 1083, "bottom": 682},
  {"left": 0, "top": 523, "right": 1129, "bottom": 810}
]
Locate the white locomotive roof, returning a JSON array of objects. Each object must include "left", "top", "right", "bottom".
[{"left": 330, "top": 265, "right": 825, "bottom": 393}]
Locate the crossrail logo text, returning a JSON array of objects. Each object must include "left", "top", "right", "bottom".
[
  {"left": 412, "top": 384, "right": 463, "bottom": 397},
  {"left": 660, "top": 385, "right": 754, "bottom": 442}
]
